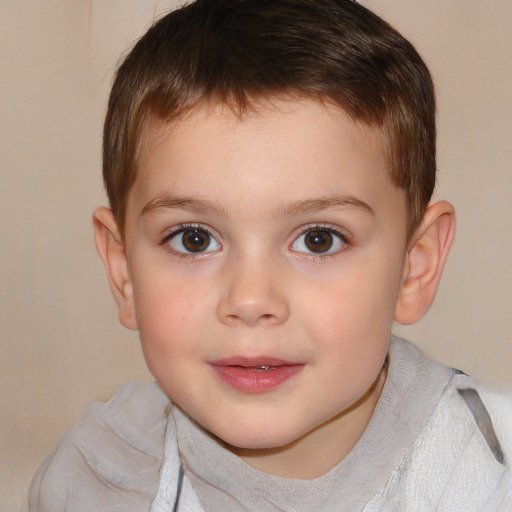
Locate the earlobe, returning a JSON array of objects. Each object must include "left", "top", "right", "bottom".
[
  {"left": 93, "top": 207, "right": 138, "bottom": 330},
  {"left": 394, "top": 201, "right": 455, "bottom": 325}
]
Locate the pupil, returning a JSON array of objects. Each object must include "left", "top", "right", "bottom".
[
  {"left": 305, "top": 230, "right": 332, "bottom": 253},
  {"left": 183, "top": 229, "right": 210, "bottom": 252}
]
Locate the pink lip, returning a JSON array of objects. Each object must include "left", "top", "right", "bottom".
[{"left": 210, "top": 357, "right": 304, "bottom": 393}]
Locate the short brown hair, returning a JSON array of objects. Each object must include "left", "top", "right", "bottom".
[{"left": 103, "top": 0, "right": 436, "bottom": 237}]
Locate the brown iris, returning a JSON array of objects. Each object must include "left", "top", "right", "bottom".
[
  {"left": 304, "top": 229, "right": 333, "bottom": 253},
  {"left": 182, "top": 229, "right": 211, "bottom": 252}
]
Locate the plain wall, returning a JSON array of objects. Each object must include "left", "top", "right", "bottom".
[{"left": 1, "top": 1, "right": 511, "bottom": 509}]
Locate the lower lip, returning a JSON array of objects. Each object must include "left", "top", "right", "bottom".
[{"left": 211, "top": 364, "right": 304, "bottom": 393}]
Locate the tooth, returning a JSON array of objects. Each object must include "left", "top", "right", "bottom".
[{"left": 254, "top": 365, "right": 275, "bottom": 372}]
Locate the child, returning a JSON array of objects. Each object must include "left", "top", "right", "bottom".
[{"left": 29, "top": 0, "right": 512, "bottom": 510}]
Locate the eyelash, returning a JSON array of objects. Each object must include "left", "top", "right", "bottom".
[
  {"left": 160, "top": 223, "right": 221, "bottom": 258},
  {"left": 159, "top": 223, "right": 350, "bottom": 259},
  {"left": 290, "top": 224, "right": 349, "bottom": 260}
]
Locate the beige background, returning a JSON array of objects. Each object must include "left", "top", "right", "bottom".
[{"left": 1, "top": 1, "right": 511, "bottom": 509}]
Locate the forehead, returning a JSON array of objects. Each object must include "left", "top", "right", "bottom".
[{"left": 128, "top": 98, "right": 405, "bottom": 228}]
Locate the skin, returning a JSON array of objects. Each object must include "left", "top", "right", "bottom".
[{"left": 94, "top": 98, "right": 455, "bottom": 479}]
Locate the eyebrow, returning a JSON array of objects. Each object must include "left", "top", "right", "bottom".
[
  {"left": 140, "top": 193, "right": 374, "bottom": 218},
  {"left": 141, "top": 194, "right": 228, "bottom": 217},
  {"left": 274, "top": 196, "right": 375, "bottom": 218}
]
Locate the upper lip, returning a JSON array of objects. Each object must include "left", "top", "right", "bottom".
[{"left": 209, "top": 356, "right": 300, "bottom": 367}]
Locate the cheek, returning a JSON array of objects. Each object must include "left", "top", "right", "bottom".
[
  {"left": 300, "top": 254, "right": 403, "bottom": 370},
  {"left": 305, "top": 263, "right": 400, "bottom": 330},
  {"left": 133, "top": 274, "right": 209, "bottom": 359}
]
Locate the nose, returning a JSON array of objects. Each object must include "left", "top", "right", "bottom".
[{"left": 216, "top": 255, "right": 290, "bottom": 327}]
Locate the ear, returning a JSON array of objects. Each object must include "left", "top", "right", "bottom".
[
  {"left": 394, "top": 201, "right": 455, "bottom": 325},
  {"left": 93, "top": 207, "right": 138, "bottom": 330}
]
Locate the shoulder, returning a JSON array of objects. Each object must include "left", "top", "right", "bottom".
[
  {"left": 469, "top": 382, "right": 512, "bottom": 464},
  {"left": 432, "top": 374, "right": 512, "bottom": 462},
  {"left": 29, "top": 382, "right": 172, "bottom": 512},
  {"left": 368, "top": 372, "right": 512, "bottom": 511},
  {"left": 425, "top": 377, "right": 512, "bottom": 509}
]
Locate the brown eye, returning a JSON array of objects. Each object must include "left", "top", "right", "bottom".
[
  {"left": 183, "top": 229, "right": 210, "bottom": 252},
  {"left": 304, "top": 230, "right": 333, "bottom": 253},
  {"left": 291, "top": 227, "right": 346, "bottom": 255},
  {"left": 168, "top": 227, "right": 220, "bottom": 254}
]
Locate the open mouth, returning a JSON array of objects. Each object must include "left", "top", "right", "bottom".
[{"left": 234, "top": 365, "right": 276, "bottom": 372}]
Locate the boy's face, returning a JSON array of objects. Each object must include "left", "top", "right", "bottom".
[{"left": 122, "top": 99, "right": 409, "bottom": 458}]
